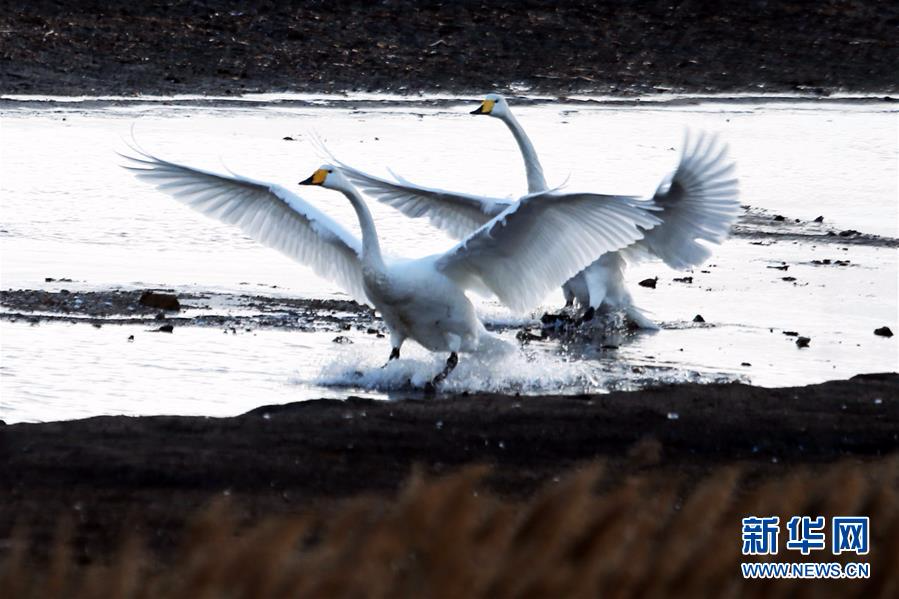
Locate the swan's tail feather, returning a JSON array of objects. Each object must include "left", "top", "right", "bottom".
[{"left": 628, "top": 130, "right": 741, "bottom": 270}]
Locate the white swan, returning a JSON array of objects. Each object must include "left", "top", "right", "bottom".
[
  {"left": 122, "top": 149, "right": 662, "bottom": 386},
  {"left": 323, "top": 94, "right": 740, "bottom": 329}
]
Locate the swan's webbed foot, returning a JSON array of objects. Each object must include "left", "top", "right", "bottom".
[
  {"left": 381, "top": 346, "right": 401, "bottom": 368},
  {"left": 425, "top": 352, "right": 458, "bottom": 393}
]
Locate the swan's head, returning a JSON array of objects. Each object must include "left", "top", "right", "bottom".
[
  {"left": 471, "top": 93, "right": 509, "bottom": 118},
  {"left": 299, "top": 165, "right": 351, "bottom": 191}
]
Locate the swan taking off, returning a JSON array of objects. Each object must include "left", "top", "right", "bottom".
[
  {"left": 325, "top": 95, "right": 740, "bottom": 329},
  {"left": 122, "top": 149, "right": 662, "bottom": 387}
]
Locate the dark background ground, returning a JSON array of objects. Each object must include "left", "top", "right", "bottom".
[{"left": 2, "top": 0, "right": 897, "bottom": 97}]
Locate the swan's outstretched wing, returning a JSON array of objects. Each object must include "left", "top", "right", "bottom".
[
  {"left": 436, "top": 192, "right": 662, "bottom": 312},
  {"left": 626, "top": 131, "right": 740, "bottom": 269},
  {"left": 314, "top": 140, "right": 511, "bottom": 239},
  {"left": 121, "top": 148, "right": 369, "bottom": 305}
]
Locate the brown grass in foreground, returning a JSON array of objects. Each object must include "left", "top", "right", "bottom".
[{"left": 2, "top": 458, "right": 897, "bottom": 598}]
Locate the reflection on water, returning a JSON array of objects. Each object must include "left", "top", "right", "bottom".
[{"left": 1, "top": 96, "right": 896, "bottom": 422}]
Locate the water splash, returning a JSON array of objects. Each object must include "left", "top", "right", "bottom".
[{"left": 313, "top": 342, "right": 602, "bottom": 395}]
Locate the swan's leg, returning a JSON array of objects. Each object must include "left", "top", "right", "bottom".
[
  {"left": 579, "top": 265, "right": 607, "bottom": 324},
  {"left": 426, "top": 332, "right": 462, "bottom": 390},
  {"left": 383, "top": 331, "right": 405, "bottom": 367},
  {"left": 432, "top": 352, "right": 459, "bottom": 386},
  {"left": 562, "top": 281, "right": 575, "bottom": 308}
]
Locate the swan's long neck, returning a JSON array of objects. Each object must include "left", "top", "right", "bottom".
[
  {"left": 342, "top": 187, "right": 385, "bottom": 270},
  {"left": 501, "top": 112, "right": 548, "bottom": 193}
]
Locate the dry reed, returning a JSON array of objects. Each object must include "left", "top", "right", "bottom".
[{"left": 2, "top": 457, "right": 897, "bottom": 598}]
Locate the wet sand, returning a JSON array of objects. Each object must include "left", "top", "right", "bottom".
[{"left": 2, "top": 1, "right": 898, "bottom": 97}]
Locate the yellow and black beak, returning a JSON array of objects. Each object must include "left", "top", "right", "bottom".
[
  {"left": 299, "top": 168, "right": 328, "bottom": 186},
  {"left": 470, "top": 99, "right": 495, "bottom": 115}
]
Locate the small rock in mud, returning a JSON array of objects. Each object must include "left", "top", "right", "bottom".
[
  {"left": 157, "top": 324, "right": 174, "bottom": 333},
  {"left": 693, "top": 314, "right": 705, "bottom": 323},
  {"left": 782, "top": 276, "right": 797, "bottom": 282},
  {"left": 741, "top": 362, "right": 752, "bottom": 366},
  {"left": 139, "top": 291, "right": 180, "bottom": 311},
  {"left": 673, "top": 276, "right": 693, "bottom": 284},
  {"left": 772, "top": 215, "right": 786, "bottom": 222},
  {"left": 796, "top": 336, "right": 811, "bottom": 348},
  {"left": 332, "top": 335, "right": 352, "bottom": 344},
  {"left": 812, "top": 259, "right": 851, "bottom": 266},
  {"left": 127, "top": 335, "right": 135, "bottom": 342},
  {"left": 365, "top": 327, "right": 379, "bottom": 335},
  {"left": 814, "top": 215, "right": 824, "bottom": 223},
  {"left": 783, "top": 331, "right": 799, "bottom": 336},
  {"left": 638, "top": 277, "right": 658, "bottom": 289},
  {"left": 874, "top": 326, "right": 894, "bottom": 338}
]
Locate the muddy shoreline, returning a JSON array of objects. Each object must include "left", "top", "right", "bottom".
[
  {"left": 2, "top": 1, "right": 898, "bottom": 98},
  {"left": 2, "top": 373, "right": 897, "bottom": 562}
]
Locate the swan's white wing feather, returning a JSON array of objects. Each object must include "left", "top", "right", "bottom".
[
  {"left": 437, "top": 192, "right": 662, "bottom": 312},
  {"left": 313, "top": 139, "right": 511, "bottom": 239},
  {"left": 624, "top": 131, "right": 740, "bottom": 269},
  {"left": 121, "top": 149, "right": 369, "bottom": 305}
]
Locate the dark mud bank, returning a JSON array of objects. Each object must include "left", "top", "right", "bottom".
[
  {"left": 2, "top": 1, "right": 898, "bottom": 97},
  {"left": 2, "top": 373, "right": 897, "bottom": 560},
  {"left": 4, "top": 373, "right": 897, "bottom": 498}
]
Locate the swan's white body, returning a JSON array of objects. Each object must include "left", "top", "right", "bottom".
[
  {"left": 325, "top": 95, "right": 740, "bottom": 329},
  {"left": 362, "top": 255, "right": 487, "bottom": 354},
  {"left": 122, "top": 148, "right": 663, "bottom": 380}
]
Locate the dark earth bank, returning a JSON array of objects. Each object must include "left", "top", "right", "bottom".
[
  {"left": 1, "top": 373, "right": 897, "bottom": 562},
  {"left": 2, "top": 0, "right": 898, "bottom": 97}
]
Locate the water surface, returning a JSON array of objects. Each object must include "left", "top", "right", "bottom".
[{"left": 1, "top": 95, "right": 896, "bottom": 422}]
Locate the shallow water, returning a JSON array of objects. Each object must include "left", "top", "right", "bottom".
[{"left": 1, "top": 95, "right": 897, "bottom": 422}]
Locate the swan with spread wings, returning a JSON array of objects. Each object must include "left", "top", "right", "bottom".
[
  {"left": 323, "top": 95, "right": 740, "bottom": 329},
  {"left": 122, "top": 148, "right": 662, "bottom": 386}
]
